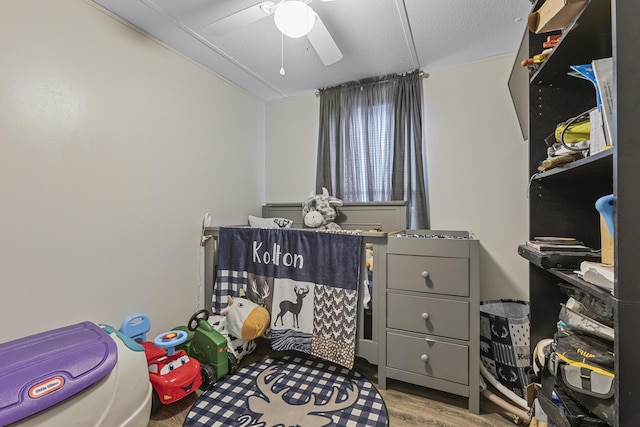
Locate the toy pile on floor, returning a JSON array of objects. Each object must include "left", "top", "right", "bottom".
[{"left": 0, "top": 294, "right": 270, "bottom": 425}]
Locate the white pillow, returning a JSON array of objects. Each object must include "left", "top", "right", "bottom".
[{"left": 248, "top": 215, "right": 293, "bottom": 229}]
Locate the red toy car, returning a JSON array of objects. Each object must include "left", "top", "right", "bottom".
[{"left": 142, "top": 330, "right": 202, "bottom": 413}]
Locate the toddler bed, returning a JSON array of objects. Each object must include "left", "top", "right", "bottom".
[{"left": 202, "top": 202, "right": 406, "bottom": 368}]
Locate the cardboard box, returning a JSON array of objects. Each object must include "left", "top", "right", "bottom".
[
  {"left": 600, "top": 215, "right": 614, "bottom": 265},
  {"left": 528, "top": 0, "right": 587, "bottom": 34},
  {"left": 526, "top": 383, "right": 549, "bottom": 425}
]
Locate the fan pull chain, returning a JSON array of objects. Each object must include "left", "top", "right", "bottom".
[
  {"left": 305, "top": 6, "right": 310, "bottom": 51},
  {"left": 280, "top": 32, "right": 286, "bottom": 75}
]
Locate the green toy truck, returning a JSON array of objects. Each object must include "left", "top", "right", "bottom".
[{"left": 173, "top": 309, "right": 228, "bottom": 390}]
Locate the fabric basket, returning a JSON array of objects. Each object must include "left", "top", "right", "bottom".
[{"left": 480, "top": 299, "right": 531, "bottom": 398}]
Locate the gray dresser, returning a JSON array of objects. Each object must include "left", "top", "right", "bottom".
[{"left": 378, "top": 230, "right": 480, "bottom": 414}]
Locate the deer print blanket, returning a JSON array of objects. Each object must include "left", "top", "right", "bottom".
[{"left": 213, "top": 227, "right": 362, "bottom": 369}]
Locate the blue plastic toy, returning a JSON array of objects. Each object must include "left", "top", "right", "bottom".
[{"left": 595, "top": 194, "right": 615, "bottom": 241}]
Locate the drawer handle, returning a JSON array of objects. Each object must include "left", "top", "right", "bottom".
[
  {"left": 420, "top": 354, "right": 429, "bottom": 362},
  {"left": 421, "top": 312, "right": 429, "bottom": 320},
  {"left": 420, "top": 271, "right": 429, "bottom": 279}
]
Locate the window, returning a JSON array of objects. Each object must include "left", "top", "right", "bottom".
[{"left": 316, "top": 71, "right": 428, "bottom": 229}]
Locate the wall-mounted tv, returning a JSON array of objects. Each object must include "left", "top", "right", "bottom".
[{"left": 508, "top": 30, "right": 530, "bottom": 141}]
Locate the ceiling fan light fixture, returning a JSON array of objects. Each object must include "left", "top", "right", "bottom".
[{"left": 274, "top": 1, "right": 317, "bottom": 38}]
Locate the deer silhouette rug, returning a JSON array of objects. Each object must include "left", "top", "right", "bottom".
[{"left": 184, "top": 354, "right": 388, "bottom": 427}]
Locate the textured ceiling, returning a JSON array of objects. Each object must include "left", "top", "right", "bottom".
[{"left": 91, "top": 0, "right": 534, "bottom": 102}]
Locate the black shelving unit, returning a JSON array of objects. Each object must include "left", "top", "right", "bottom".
[{"left": 517, "top": 0, "right": 640, "bottom": 425}]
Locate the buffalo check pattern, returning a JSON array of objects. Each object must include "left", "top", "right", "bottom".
[{"left": 184, "top": 355, "right": 388, "bottom": 427}]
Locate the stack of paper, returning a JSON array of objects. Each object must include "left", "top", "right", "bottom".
[
  {"left": 589, "top": 108, "right": 607, "bottom": 155},
  {"left": 591, "top": 57, "right": 614, "bottom": 147},
  {"left": 567, "top": 60, "right": 615, "bottom": 153},
  {"left": 574, "top": 261, "right": 614, "bottom": 293},
  {"left": 567, "top": 59, "right": 614, "bottom": 149}
]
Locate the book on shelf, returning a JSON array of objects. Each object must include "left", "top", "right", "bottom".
[
  {"left": 574, "top": 261, "right": 614, "bottom": 293},
  {"left": 526, "top": 238, "right": 591, "bottom": 252},
  {"left": 532, "top": 236, "right": 583, "bottom": 243}
]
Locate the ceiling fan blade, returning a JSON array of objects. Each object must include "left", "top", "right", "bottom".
[
  {"left": 307, "top": 15, "right": 343, "bottom": 65},
  {"left": 203, "top": 2, "right": 272, "bottom": 37}
]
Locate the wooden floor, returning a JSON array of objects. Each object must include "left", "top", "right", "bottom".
[{"left": 148, "top": 344, "right": 522, "bottom": 427}]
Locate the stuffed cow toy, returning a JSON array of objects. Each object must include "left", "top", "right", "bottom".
[
  {"left": 302, "top": 187, "right": 343, "bottom": 230},
  {"left": 209, "top": 290, "right": 270, "bottom": 372}
]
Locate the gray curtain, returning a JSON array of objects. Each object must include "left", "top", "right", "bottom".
[{"left": 316, "top": 70, "right": 429, "bottom": 229}]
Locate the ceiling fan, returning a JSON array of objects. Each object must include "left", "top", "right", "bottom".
[{"left": 204, "top": 0, "right": 343, "bottom": 66}]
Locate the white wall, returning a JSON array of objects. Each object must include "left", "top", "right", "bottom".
[
  {"left": 0, "top": 0, "right": 265, "bottom": 342},
  {"left": 424, "top": 55, "right": 530, "bottom": 301},
  {"left": 265, "top": 55, "right": 530, "bottom": 301},
  {"left": 265, "top": 95, "right": 320, "bottom": 202}
]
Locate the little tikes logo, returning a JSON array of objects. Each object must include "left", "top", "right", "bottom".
[{"left": 29, "top": 376, "right": 65, "bottom": 398}]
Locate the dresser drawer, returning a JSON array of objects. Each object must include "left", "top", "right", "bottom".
[
  {"left": 386, "top": 332, "right": 468, "bottom": 385},
  {"left": 387, "top": 254, "right": 469, "bottom": 296},
  {"left": 387, "top": 293, "right": 469, "bottom": 340}
]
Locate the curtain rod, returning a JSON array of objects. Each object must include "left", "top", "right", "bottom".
[{"left": 315, "top": 71, "right": 428, "bottom": 96}]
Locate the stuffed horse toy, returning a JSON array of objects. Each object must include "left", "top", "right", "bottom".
[{"left": 209, "top": 290, "right": 270, "bottom": 372}]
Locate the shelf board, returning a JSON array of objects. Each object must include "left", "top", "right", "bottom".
[
  {"left": 533, "top": 149, "right": 613, "bottom": 181},
  {"left": 519, "top": 246, "right": 615, "bottom": 305},
  {"left": 550, "top": 269, "right": 615, "bottom": 304}
]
